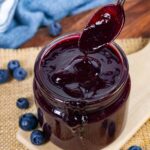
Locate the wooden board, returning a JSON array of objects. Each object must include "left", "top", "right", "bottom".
[{"left": 17, "top": 43, "right": 150, "bottom": 150}]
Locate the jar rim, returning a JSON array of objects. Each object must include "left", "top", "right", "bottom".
[{"left": 34, "top": 32, "right": 129, "bottom": 109}]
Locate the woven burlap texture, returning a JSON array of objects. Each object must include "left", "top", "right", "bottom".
[{"left": 0, "top": 38, "right": 149, "bottom": 150}]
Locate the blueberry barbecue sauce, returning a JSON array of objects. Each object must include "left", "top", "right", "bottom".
[
  {"left": 34, "top": 3, "right": 130, "bottom": 150},
  {"left": 79, "top": 4, "right": 125, "bottom": 53}
]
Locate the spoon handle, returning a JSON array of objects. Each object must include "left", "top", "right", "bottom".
[{"left": 118, "top": 0, "right": 126, "bottom": 6}]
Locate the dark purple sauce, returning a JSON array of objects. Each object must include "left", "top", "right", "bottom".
[
  {"left": 79, "top": 4, "right": 125, "bottom": 53},
  {"left": 41, "top": 39, "right": 123, "bottom": 100}
]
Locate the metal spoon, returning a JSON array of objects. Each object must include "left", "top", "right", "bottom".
[{"left": 118, "top": 0, "right": 126, "bottom": 6}]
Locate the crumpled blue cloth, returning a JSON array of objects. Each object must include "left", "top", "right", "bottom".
[{"left": 0, "top": 0, "right": 114, "bottom": 49}]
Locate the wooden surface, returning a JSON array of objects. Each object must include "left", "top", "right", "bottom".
[
  {"left": 17, "top": 42, "right": 150, "bottom": 150},
  {"left": 22, "top": 0, "right": 150, "bottom": 48}
]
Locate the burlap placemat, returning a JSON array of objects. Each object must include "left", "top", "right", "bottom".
[{"left": 0, "top": 38, "right": 149, "bottom": 150}]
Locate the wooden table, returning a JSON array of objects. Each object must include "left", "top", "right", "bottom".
[{"left": 22, "top": 0, "right": 150, "bottom": 48}]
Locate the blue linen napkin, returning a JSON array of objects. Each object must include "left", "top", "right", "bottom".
[{"left": 0, "top": 0, "right": 114, "bottom": 49}]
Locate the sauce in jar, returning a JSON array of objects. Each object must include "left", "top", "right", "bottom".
[{"left": 33, "top": 3, "right": 130, "bottom": 150}]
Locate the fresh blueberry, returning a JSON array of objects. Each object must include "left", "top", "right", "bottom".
[
  {"left": 128, "top": 146, "right": 142, "bottom": 150},
  {"left": 19, "top": 113, "right": 38, "bottom": 131},
  {"left": 49, "top": 22, "right": 62, "bottom": 37},
  {"left": 31, "top": 130, "right": 46, "bottom": 145},
  {"left": 8, "top": 60, "right": 20, "bottom": 72},
  {"left": 0, "top": 69, "right": 10, "bottom": 84},
  {"left": 16, "top": 98, "right": 29, "bottom": 109},
  {"left": 13, "top": 67, "right": 27, "bottom": 81}
]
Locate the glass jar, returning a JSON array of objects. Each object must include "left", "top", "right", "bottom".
[{"left": 33, "top": 33, "right": 131, "bottom": 150}]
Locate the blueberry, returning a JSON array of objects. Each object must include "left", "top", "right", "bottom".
[
  {"left": 31, "top": 130, "right": 46, "bottom": 145},
  {"left": 16, "top": 98, "right": 29, "bottom": 109},
  {"left": 128, "top": 146, "right": 142, "bottom": 150},
  {"left": 8, "top": 60, "right": 20, "bottom": 72},
  {"left": 0, "top": 69, "right": 10, "bottom": 84},
  {"left": 13, "top": 67, "right": 27, "bottom": 80},
  {"left": 19, "top": 113, "right": 38, "bottom": 131},
  {"left": 49, "top": 22, "right": 62, "bottom": 37}
]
